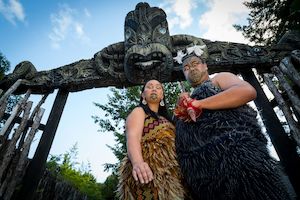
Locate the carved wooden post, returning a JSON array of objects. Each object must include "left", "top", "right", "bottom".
[
  {"left": 14, "top": 89, "right": 69, "bottom": 200},
  {"left": 241, "top": 69, "right": 300, "bottom": 197}
]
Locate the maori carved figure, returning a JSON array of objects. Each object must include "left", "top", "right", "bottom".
[
  {"left": 0, "top": 3, "right": 299, "bottom": 94},
  {"left": 123, "top": 2, "right": 173, "bottom": 84}
]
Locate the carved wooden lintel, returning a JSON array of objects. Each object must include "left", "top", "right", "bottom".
[{"left": 0, "top": 3, "right": 299, "bottom": 94}]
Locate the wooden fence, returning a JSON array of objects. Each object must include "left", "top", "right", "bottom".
[
  {"left": 263, "top": 50, "right": 300, "bottom": 147},
  {"left": 0, "top": 80, "right": 84, "bottom": 199}
]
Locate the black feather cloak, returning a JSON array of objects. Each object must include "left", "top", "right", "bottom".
[{"left": 175, "top": 80, "right": 293, "bottom": 200}]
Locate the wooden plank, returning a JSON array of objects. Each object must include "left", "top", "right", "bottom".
[
  {"left": 1, "top": 113, "right": 46, "bottom": 131},
  {"left": 278, "top": 57, "right": 300, "bottom": 88},
  {"left": 0, "top": 90, "right": 31, "bottom": 137},
  {"left": 0, "top": 79, "right": 23, "bottom": 106},
  {"left": 17, "top": 94, "right": 48, "bottom": 149},
  {"left": 272, "top": 66, "right": 300, "bottom": 115},
  {"left": 4, "top": 107, "right": 45, "bottom": 200},
  {"left": 0, "top": 101, "right": 32, "bottom": 181}
]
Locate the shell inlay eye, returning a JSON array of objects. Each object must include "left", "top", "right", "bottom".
[
  {"left": 159, "top": 27, "right": 166, "bottom": 34},
  {"left": 125, "top": 30, "right": 131, "bottom": 39},
  {"left": 253, "top": 47, "right": 260, "bottom": 52}
]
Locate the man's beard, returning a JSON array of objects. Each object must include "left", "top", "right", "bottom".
[{"left": 187, "top": 68, "right": 207, "bottom": 86}]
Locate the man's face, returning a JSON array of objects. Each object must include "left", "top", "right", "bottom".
[{"left": 182, "top": 56, "right": 208, "bottom": 87}]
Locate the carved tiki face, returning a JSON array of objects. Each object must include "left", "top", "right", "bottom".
[{"left": 124, "top": 2, "right": 173, "bottom": 84}]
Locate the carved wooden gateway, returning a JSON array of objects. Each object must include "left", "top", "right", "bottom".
[{"left": 0, "top": 2, "right": 299, "bottom": 199}]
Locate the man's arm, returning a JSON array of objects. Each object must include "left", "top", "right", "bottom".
[{"left": 192, "top": 72, "right": 257, "bottom": 110}]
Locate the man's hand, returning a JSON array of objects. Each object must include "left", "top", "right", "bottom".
[
  {"left": 177, "top": 92, "right": 191, "bottom": 107},
  {"left": 174, "top": 93, "right": 202, "bottom": 122},
  {"left": 132, "top": 161, "right": 153, "bottom": 184}
]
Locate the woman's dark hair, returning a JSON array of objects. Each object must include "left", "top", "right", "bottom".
[{"left": 139, "top": 81, "right": 173, "bottom": 124}]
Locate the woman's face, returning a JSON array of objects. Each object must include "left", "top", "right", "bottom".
[{"left": 142, "top": 80, "right": 164, "bottom": 104}]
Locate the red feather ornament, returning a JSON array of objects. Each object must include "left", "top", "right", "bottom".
[{"left": 174, "top": 97, "right": 202, "bottom": 122}]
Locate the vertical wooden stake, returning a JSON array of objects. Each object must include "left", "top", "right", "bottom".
[{"left": 14, "top": 89, "right": 69, "bottom": 200}]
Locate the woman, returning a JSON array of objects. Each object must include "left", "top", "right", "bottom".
[{"left": 117, "top": 80, "right": 185, "bottom": 200}]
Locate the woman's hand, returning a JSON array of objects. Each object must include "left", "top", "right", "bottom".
[{"left": 132, "top": 161, "right": 153, "bottom": 184}]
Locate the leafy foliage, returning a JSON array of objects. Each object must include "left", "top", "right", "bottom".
[
  {"left": 0, "top": 51, "right": 10, "bottom": 80},
  {"left": 92, "top": 86, "right": 141, "bottom": 173},
  {"left": 101, "top": 173, "right": 119, "bottom": 200},
  {"left": 234, "top": 0, "right": 300, "bottom": 45},
  {"left": 0, "top": 51, "right": 20, "bottom": 128},
  {"left": 46, "top": 143, "right": 103, "bottom": 200}
]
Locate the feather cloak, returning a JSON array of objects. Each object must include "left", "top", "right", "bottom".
[
  {"left": 117, "top": 116, "right": 185, "bottom": 200},
  {"left": 175, "top": 80, "right": 293, "bottom": 200}
]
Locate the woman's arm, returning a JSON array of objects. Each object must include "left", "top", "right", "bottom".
[
  {"left": 126, "top": 107, "right": 153, "bottom": 184},
  {"left": 192, "top": 72, "right": 257, "bottom": 110}
]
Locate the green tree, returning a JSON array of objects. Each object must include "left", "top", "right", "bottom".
[
  {"left": 0, "top": 51, "right": 10, "bottom": 80},
  {"left": 234, "top": 0, "right": 300, "bottom": 45},
  {"left": 101, "top": 173, "right": 119, "bottom": 200},
  {"left": 92, "top": 86, "right": 141, "bottom": 173},
  {"left": 0, "top": 52, "right": 20, "bottom": 125},
  {"left": 46, "top": 143, "right": 103, "bottom": 199}
]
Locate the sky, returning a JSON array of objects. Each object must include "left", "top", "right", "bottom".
[{"left": 0, "top": 0, "right": 256, "bottom": 182}]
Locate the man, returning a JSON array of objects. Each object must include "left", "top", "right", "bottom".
[{"left": 173, "top": 42, "right": 294, "bottom": 200}]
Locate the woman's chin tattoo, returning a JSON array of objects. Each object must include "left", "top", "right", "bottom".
[{"left": 150, "top": 94, "right": 158, "bottom": 100}]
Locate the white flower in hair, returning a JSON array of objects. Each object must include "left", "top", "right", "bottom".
[
  {"left": 186, "top": 45, "right": 207, "bottom": 57},
  {"left": 173, "top": 50, "right": 187, "bottom": 64}
]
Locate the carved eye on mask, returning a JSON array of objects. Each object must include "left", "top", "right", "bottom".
[
  {"left": 152, "top": 23, "right": 171, "bottom": 47},
  {"left": 159, "top": 27, "right": 166, "bottom": 34},
  {"left": 124, "top": 28, "right": 137, "bottom": 47},
  {"left": 125, "top": 29, "right": 132, "bottom": 40},
  {"left": 153, "top": 23, "right": 168, "bottom": 38}
]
